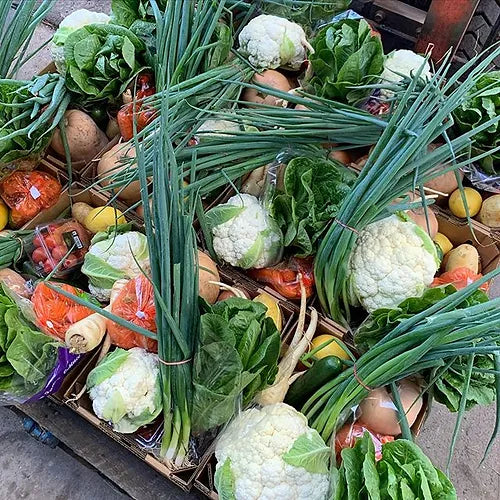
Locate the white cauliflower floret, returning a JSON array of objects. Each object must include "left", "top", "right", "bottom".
[
  {"left": 51, "top": 9, "right": 110, "bottom": 74},
  {"left": 210, "top": 193, "right": 283, "bottom": 269},
  {"left": 349, "top": 214, "right": 439, "bottom": 312},
  {"left": 88, "top": 348, "right": 161, "bottom": 433},
  {"left": 380, "top": 49, "right": 432, "bottom": 97},
  {"left": 215, "top": 403, "right": 329, "bottom": 500},
  {"left": 239, "top": 15, "right": 312, "bottom": 70},
  {"left": 83, "top": 231, "right": 150, "bottom": 301}
]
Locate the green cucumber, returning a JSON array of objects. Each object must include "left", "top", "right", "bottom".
[{"left": 285, "top": 355, "right": 343, "bottom": 409}]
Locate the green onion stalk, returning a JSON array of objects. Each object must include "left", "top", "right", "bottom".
[
  {"left": 302, "top": 271, "right": 500, "bottom": 465},
  {"left": 133, "top": 89, "right": 200, "bottom": 466},
  {"left": 0, "top": 230, "right": 33, "bottom": 269},
  {"left": 314, "top": 45, "right": 500, "bottom": 326},
  {"left": 0, "top": 73, "right": 70, "bottom": 177},
  {"left": 0, "top": 0, "right": 55, "bottom": 78}
]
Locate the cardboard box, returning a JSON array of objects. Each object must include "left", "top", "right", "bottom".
[
  {"left": 58, "top": 265, "right": 297, "bottom": 491},
  {"left": 20, "top": 182, "right": 130, "bottom": 230}
]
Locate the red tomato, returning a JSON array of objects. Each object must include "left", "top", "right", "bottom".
[
  {"left": 44, "top": 235, "right": 57, "bottom": 250},
  {"left": 32, "top": 247, "right": 48, "bottom": 264},
  {"left": 63, "top": 254, "right": 79, "bottom": 269},
  {"left": 43, "top": 260, "right": 55, "bottom": 274},
  {"left": 51, "top": 245, "right": 68, "bottom": 261},
  {"left": 33, "top": 234, "right": 44, "bottom": 248}
]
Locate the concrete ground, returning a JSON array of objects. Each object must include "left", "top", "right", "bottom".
[{"left": 3, "top": 1, "right": 500, "bottom": 499}]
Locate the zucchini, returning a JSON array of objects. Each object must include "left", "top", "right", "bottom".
[{"left": 285, "top": 355, "right": 343, "bottom": 409}]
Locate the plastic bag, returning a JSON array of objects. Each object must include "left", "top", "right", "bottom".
[
  {"left": 335, "top": 422, "right": 394, "bottom": 461},
  {"left": 248, "top": 256, "right": 315, "bottom": 299},
  {"left": 0, "top": 170, "right": 62, "bottom": 227},
  {"left": 107, "top": 275, "right": 157, "bottom": 352},
  {"left": 27, "top": 220, "right": 91, "bottom": 277},
  {"left": 31, "top": 282, "right": 97, "bottom": 340},
  {"left": 463, "top": 162, "right": 500, "bottom": 194},
  {"left": 0, "top": 283, "right": 80, "bottom": 404}
]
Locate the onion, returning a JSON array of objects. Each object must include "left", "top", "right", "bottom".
[{"left": 357, "top": 379, "right": 423, "bottom": 436}]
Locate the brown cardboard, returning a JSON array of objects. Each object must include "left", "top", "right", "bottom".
[
  {"left": 58, "top": 266, "right": 297, "bottom": 490},
  {"left": 20, "top": 183, "right": 130, "bottom": 230},
  {"left": 435, "top": 211, "right": 500, "bottom": 287}
]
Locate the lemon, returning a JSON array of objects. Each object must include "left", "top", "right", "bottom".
[
  {"left": 448, "top": 188, "right": 482, "bottom": 218},
  {"left": 310, "top": 334, "right": 350, "bottom": 361},
  {"left": 253, "top": 293, "right": 282, "bottom": 331},
  {"left": 433, "top": 232, "right": 453, "bottom": 256},
  {"left": 84, "top": 206, "right": 126, "bottom": 233},
  {"left": 0, "top": 200, "right": 8, "bottom": 231}
]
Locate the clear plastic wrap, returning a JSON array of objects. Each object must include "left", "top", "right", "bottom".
[
  {"left": 0, "top": 170, "right": 62, "bottom": 228},
  {"left": 0, "top": 283, "right": 80, "bottom": 404},
  {"left": 27, "top": 220, "right": 91, "bottom": 277},
  {"left": 463, "top": 162, "right": 500, "bottom": 193},
  {"left": 107, "top": 275, "right": 158, "bottom": 352},
  {"left": 31, "top": 282, "right": 97, "bottom": 340}
]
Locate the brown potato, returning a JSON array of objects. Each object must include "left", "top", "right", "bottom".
[
  {"left": 444, "top": 244, "right": 479, "bottom": 273},
  {"left": 242, "top": 70, "right": 291, "bottom": 107},
  {"left": 51, "top": 110, "right": 108, "bottom": 162},
  {"left": 407, "top": 207, "right": 439, "bottom": 238},
  {"left": 477, "top": 195, "right": 500, "bottom": 227},
  {"left": 97, "top": 142, "right": 140, "bottom": 205},
  {"left": 198, "top": 250, "right": 220, "bottom": 304}
]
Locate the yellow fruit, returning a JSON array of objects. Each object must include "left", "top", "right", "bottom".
[
  {"left": 83, "top": 206, "right": 126, "bottom": 233},
  {"left": 310, "top": 334, "right": 350, "bottom": 361},
  {"left": 253, "top": 293, "right": 282, "bottom": 331},
  {"left": 0, "top": 200, "right": 8, "bottom": 231},
  {"left": 448, "top": 188, "right": 482, "bottom": 218},
  {"left": 433, "top": 232, "right": 453, "bottom": 255}
]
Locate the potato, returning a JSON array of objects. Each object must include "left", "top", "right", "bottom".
[
  {"left": 407, "top": 207, "right": 438, "bottom": 238},
  {"left": 477, "top": 195, "right": 500, "bottom": 227},
  {"left": 218, "top": 287, "right": 250, "bottom": 301},
  {"left": 424, "top": 144, "right": 464, "bottom": 196},
  {"left": 242, "top": 70, "right": 291, "bottom": 107},
  {"left": 106, "top": 117, "right": 120, "bottom": 139},
  {"left": 51, "top": 110, "right": 108, "bottom": 162},
  {"left": 97, "top": 142, "right": 140, "bottom": 204},
  {"left": 71, "top": 202, "right": 93, "bottom": 225},
  {"left": 357, "top": 379, "right": 423, "bottom": 436},
  {"left": 328, "top": 150, "right": 351, "bottom": 165},
  {"left": 444, "top": 244, "right": 479, "bottom": 274},
  {"left": 198, "top": 250, "right": 220, "bottom": 304}
]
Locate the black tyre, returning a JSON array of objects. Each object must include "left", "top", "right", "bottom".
[{"left": 455, "top": 0, "right": 500, "bottom": 67}]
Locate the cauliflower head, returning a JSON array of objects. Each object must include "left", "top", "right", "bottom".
[
  {"left": 208, "top": 193, "right": 283, "bottom": 269},
  {"left": 215, "top": 403, "right": 330, "bottom": 500},
  {"left": 380, "top": 49, "right": 431, "bottom": 96},
  {"left": 82, "top": 231, "right": 150, "bottom": 302},
  {"left": 239, "top": 15, "right": 311, "bottom": 70},
  {"left": 51, "top": 9, "right": 110, "bottom": 74},
  {"left": 87, "top": 348, "right": 161, "bottom": 433},
  {"left": 349, "top": 213, "right": 439, "bottom": 312}
]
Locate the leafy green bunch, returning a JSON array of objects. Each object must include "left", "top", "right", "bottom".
[
  {"left": 191, "top": 297, "right": 281, "bottom": 433},
  {"left": 333, "top": 433, "right": 456, "bottom": 499},
  {"left": 272, "top": 156, "right": 357, "bottom": 257},
  {"left": 63, "top": 23, "right": 149, "bottom": 105},
  {"left": 453, "top": 71, "right": 500, "bottom": 174},
  {"left": 0, "top": 286, "right": 59, "bottom": 399},
  {"left": 306, "top": 18, "right": 384, "bottom": 104},
  {"left": 0, "top": 74, "right": 70, "bottom": 177}
]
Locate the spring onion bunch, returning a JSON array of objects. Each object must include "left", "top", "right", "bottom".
[
  {"left": 302, "top": 271, "right": 500, "bottom": 466},
  {"left": 0, "top": 0, "right": 55, "bottom": 78},
  {"left": 0, "top": 230, "right": 33, "bottom": 269},
  {"left": 0, "top": 73, "right": 70, "bottom": 175},
  {"left": 314, "top": 46, "right": 500, "bottom": 325}
]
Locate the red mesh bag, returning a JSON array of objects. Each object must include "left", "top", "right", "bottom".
[
  {"left": 32, "top": 282, "right": 95, "bottom": 340},
  {"left": 108, "top": 275, "right": 157, "bottom": 352},
  {"left": 0, "top": 171, "right": 62, "bottom": 227}
]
